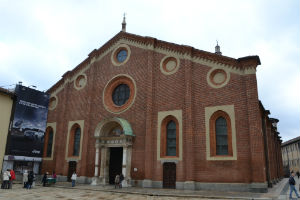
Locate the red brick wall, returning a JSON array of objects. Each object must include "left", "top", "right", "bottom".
[{"left": 42, "top": 42, "right": 272, "bottom": 184}]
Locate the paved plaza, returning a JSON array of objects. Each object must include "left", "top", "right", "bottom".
[
  {"left": 0, "top": 184, "right": 218, "bottom": 200},
  {"left": 0, "top": 178, "right": 299, "bottom": 200}
]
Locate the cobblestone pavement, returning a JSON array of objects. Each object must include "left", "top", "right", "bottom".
[{"left": 0, "top": 184, "right": 235, "bottom": 200}]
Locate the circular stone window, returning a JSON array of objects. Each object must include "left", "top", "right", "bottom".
[
  {"left": 160, "top": 56, "right": 180, "bottom": 75},
  {"left": 103, "top": 74, "right": 136, "bottom": 114},
  {"left": 207, "top": 68, "right": 230, "bottom": 88},
  {"left": 111, "top": 44, "right": 131, "bottom": 66},
  {"left": 48, "top": 96, "right": 58, "bottom": 110},
  {"left": 74, "top": 74, "right": 87, "bottom": 90}
]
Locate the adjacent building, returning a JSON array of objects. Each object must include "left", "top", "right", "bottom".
[
  {"left": 2, "top": 85, "right": 49, "bottom": 174},
  {"left": 0, "top": 87, "right": 14, "bottom": 172},
  {"left": 41, "top": 20, "right": 283, "bottom": 192},
  {"left": 281, "top": 136, "right": 300, "bottom": 175}
]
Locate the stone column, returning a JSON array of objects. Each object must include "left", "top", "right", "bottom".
[
  {"left": 121, "top": 146, "right": 129, "bottom": 187},
  {"left": 99, "top": 146, "right": 108, "bottom": 185},
  {"left": 91, "top": 139, "right": 100, "bottom": 185}
]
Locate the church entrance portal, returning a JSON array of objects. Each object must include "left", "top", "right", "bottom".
[
  {"left": 93, "top": 117, "right": 134, "bottom": 186},
  {"left": 109, "top": 147, "right": 123, "bottom": 184}
]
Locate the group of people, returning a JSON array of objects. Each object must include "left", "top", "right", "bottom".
[
  {"left": 114, "top": 173, "right": 124, "bottom": 189},
  {"left": 1, "top": 169, "right": 15, "bottom": 189},
  {"left": 22, "top": 170, "right": 35, "bottom": 189}
]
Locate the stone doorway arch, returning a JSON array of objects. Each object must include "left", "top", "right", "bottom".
[{"left": 91, "top": 117, "right": 134, "bottom": 187}]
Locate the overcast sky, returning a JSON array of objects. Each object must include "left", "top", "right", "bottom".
[{"left": 0, "top": 0, "right": 299, "bottom": 142}]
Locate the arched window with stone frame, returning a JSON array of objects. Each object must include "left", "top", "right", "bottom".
[
  {"left": 209, "top": 110, "right": 233, "bottom": 156},
  {"left": 68, "top": 124, "right": 81, "bottom": 157},
  {"left": 43, "top": 126, "right": 54, "bottom": 158},
  {"left": 160, "top": 115, "right": 179, "bottom": 158}
]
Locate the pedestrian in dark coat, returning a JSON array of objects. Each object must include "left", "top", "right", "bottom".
[
  {"left": 42, "top": 172, "right": 48, "bottom": 187},
  {"left": 27, "top": 171, "right": 34, "bottom": 189}
]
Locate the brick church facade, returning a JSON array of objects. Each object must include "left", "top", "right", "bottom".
[{"left": 41, "top": 22, "right": 283, "bottom": 192}]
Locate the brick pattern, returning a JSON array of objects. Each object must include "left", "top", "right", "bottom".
[{"left": 42, "top": 33, "right": 282, "bottom": 185}]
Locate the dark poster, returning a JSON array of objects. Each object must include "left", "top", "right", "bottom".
[{"left": 7, "top": 85, "right": 49, "bottom": 157}]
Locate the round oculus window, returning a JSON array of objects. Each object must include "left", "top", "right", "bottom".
[
  {"left": 103, "top": 74, "right": 136, "bottom": 114},
  {"left": 112, "top": 84, "right": 130, "bottom": 106},
  {"left": 116, "top": 50, "right": 128, "bottom": 63}
]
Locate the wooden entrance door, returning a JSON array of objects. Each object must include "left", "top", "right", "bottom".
[
  {"left": 67, "top": 161, "right": 77, "bottom": 182},
  {"left": 163, "top": 162, "right": 176, "bottom": 188}
]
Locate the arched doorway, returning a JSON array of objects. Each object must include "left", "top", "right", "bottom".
[{"left": 92, "top": 117, "right": 134, "bottom": 187}]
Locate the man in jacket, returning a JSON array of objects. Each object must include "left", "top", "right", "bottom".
[{"left": 289, "top": 172, "right": 300, "bottom": 199}]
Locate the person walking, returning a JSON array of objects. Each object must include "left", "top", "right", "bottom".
[
  {"left": 296, "top": 171, "right": 300, "bottom": 179},
  {"left": 27, "top": 171, "right": 34, "bottom": 189},
  {"left": 9, "top": 169, "right": 15, "bottom": 189},
  {"left": 114, "top": 174, "right": 120, "bottom": 189},
  {"left": 2, "top": 170, "right": 11, "bottom": 189},
  {"left": 41, "top": 172, "right": 48, "bottom": 187},
  {"left": 289, "top": 172, "right": 300, "bottom": 199},
  {"left": 71, "top": 172, "right": 77, "bottom": 187},
  {"left": 23, "top": 170, "right": 28, "bottom": 188}
]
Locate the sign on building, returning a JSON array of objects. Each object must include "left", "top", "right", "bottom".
[{"left": 6, "top": 85, "right": 50, "bottom": 157}]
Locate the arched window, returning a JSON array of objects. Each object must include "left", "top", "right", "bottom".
[
  {"left": 43, "top": 127, "right": 54, "bottom": 158},
  {"left": 215, "top": 117, "right": 228, "bottom": 155},
  {"left": 73, "top": 127, "right": 81, "bottom": 156},
  {"left": 209, "top": 110, "right": 233, "bottom": 157},
  {"left": 166, "top": 121, "right": 176, "bottom": 156},
  {"left": 160, "top": 115, "right": 179, "bottom": 158},
  {"left": 46, "top": 130, "right": 54, "bottom": 157}
]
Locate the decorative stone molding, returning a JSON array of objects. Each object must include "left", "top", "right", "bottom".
[
  {"left": 157, "top": 110, "right": 183, "bottom": 161},
  {"left": 74, "top": 73, "right": 87, "bottom": 90},
  {"left": 205, "top": 105, "right": 237, "bottom": 160},
  {"left": 102, "top": 74, "right": 137, "bottom": 114},
  {"left": 48, "top": 96, "right": 58, "bottom": 110},
  {"left": 65, "top": 120, "right": 85, "bottom": 161},
  {"left": 207, "top": 68, "right": 230, "bottom": 89},
  {"left": 43, "top": 122, "right": 56, "bottom": 161},
  {"left": 111, "top": 44, "right": 131, "bottom": 66},
  {"left": 160, "top": 55, "right": 180, "bottom": 75}
]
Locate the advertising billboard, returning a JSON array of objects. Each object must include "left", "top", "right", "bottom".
[{"left": 6, "top": 85, "right": 49, "bottom": 157}]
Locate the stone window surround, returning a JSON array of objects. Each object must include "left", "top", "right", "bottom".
[
  {"left": 111, "top": 44, "right": 131, "bottom": 66},
  {"left": 65, "top": 120, "right": 84, "bottom": 161},
  {"left": 48, "top": 95, "right": 58, "bottom": 110},
  {"left": 160, "top": 55, "right": 180, "bottom": 75},
  {"left": 43, "top": 122, "right": 56, "bottom": 161},
  {"left": 205, "top": 105, "right": 237, "bottom": 160},
  {"left": 157, "top": 110, "right": 183, "bottom": 161},
  {"left": 74, "top": 73, "right": 87, "bottom": 90},
  {"left": 103, "top": 74, "right": 137, "bottom": 114},
  {"left": 207, "top": 67, "right": 230, "bottom": 89}
]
